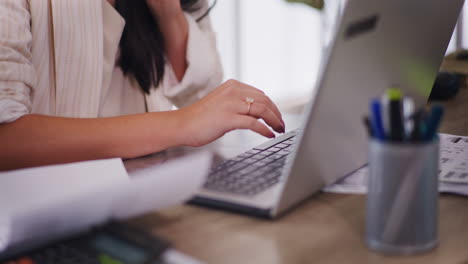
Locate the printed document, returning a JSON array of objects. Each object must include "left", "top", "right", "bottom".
[{"left": 324, "top": 133, "right": 468, "bottom": 195}]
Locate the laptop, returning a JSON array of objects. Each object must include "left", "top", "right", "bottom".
[{"left": 190, "top": 0, "right": 465, "bottom": 218}]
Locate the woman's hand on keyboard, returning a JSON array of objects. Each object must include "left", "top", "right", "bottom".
[{"left": 177, "top": 79, "right": 286, "bottom": 147}]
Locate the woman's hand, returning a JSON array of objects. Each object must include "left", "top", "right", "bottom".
[
  {"left": 146, "top": 0, "right": 183, "bottom": 19},
  {"left": 177, "top": 80, "right": 286, "bottom": 147},
  {"left": 146, "top": 0, "right": 188, "bottom": 81}
]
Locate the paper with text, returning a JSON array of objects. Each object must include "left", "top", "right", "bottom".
[{"left": 323, "top": 133, "right": 468, "bottom": 195}]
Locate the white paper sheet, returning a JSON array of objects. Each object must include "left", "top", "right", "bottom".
[
  {"left": 0, "top": 158, "right": 128, "bottom": 252},
  {"left": 438, "top": 133, "right": 468, "bottom": 183},
  {"left": 323, "top": 133, "right": 468, "bottom": 196},
  {"left": 115, "top": 150, "right": 212, "bottom": 219},
  {"left": 0, "top": 151, "right": 212, "bottom": 254}
]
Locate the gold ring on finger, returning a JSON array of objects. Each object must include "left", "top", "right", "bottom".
[{"left": 245, "top": 97, "right": 255, "bottom": 115}]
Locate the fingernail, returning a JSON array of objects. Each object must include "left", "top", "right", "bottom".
[
  {"left": 270, "top": 133, "right": 276, "bottom": 138},
  {"left": 280, "top": 124, "right": 286, "bottom": 133}
]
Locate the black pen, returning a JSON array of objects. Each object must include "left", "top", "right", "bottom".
[
  {"left": 387, "top": 89, "right": 404, "bottom": 141},
  {"left": 363, "top": 116, "right": 374, "bottom": 137},
  {"left": 409, "top": 109, "right": 425, "bottom": 142}
]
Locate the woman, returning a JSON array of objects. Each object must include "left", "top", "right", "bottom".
[{"left": 0, "top": 0, "right": 285, "bottom": 171}]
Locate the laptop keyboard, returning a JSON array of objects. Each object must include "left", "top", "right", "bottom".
[{"left": 204, "top": 130, "right": 298, "bottom": 196}]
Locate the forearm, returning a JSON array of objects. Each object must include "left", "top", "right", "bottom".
[
  {"left": 0, "top": 80, "right": 286, "bottom": 172},
  {"left": 157, "top": 11, "right": 189, "bottom": 81},
  {"left": 0, "top": 112, "right": 185, "bottom": 171}
]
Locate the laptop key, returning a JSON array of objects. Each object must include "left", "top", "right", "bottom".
[
  {"left": 276, "top": 150, "right": 291, "bottom": 157},
  {"left": 247, "top": 154, "right": 268, "bottom": 161},
  {"left": 253, "top": 132, "right": 297, "bottom": 151},
  {"left": 275, "top": 143, "right": 290, "bottom": 149},
  {"left": 232, "top": 156, "right": 246, "bottom": 162},
  {"left": 245, "top": 149, "right": 261, "bottom": 155},
  {"left": 226, "top": 163, "right": 248, "bottom": 172},
  {"left": 267, "top": 146, "right": 283, "bottom": 152},
  {"left": 238, "top": 166, "right": 258, "bottom": 175}
]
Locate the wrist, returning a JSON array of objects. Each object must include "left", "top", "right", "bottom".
[
  {"left": 173, "top": 107, "right": 201, "bottom": 147},
  {"left": 145, "top": 110, "right": 188, "bottom": 150},
  {"left": 164, "top": 109, "right": 192, "bottom": 147}
]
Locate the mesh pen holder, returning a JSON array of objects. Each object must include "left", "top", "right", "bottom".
[{"left": 366, "top": 138, "right": 439, "bottom": 255}]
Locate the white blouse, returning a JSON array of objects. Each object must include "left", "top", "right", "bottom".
[{"left": 0, "top": 0, "right": 223, "bottom": 123}]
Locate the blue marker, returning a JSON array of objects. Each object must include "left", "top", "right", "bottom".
[
  {"left": 370, "top": 99, "right": 386, "bottom": 141},
  {"left": 409, "top": 110, "right": 425, "bottom": 142},
  {"left": 423, "top": 104, "right": 444, "bottom": 141}
]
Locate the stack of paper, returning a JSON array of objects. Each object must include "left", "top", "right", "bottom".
[
  {"left": 324, "top": 133, "right": 468, "bottom": 195},
  {"left": 0, "top": 151, "right": 212, "bottom": 254}
]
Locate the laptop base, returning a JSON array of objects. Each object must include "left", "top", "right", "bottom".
[{"left": 188, "top": 196, "right": 273, "bottom": 219}]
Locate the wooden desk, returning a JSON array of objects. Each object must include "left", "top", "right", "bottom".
[{"left": 129, "top": 87, "right": 468, "bottom": 264}]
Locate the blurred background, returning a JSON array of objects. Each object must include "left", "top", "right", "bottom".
[{"left": 209, "top": 0, "right": 466, "bottom": 108}]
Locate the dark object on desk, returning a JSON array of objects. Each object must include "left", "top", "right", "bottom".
[
  {"left": 456, "top": 50, "right": 468, "bottom": 60},
  {"left": 429, "top": 72, "right": 461, "bottom": 101},
  {"left": 0, "top": 222, "right": 170, "bottom": 264}
]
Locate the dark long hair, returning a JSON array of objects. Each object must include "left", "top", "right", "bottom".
[{"left": 114, "top": 0, "right": 213, "bottom": 94}]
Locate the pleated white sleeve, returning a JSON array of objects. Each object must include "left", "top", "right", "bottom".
[
  {"left": 0, "top": 0, "right": 35, "bottom": 124},
  {"left": 157, "top": 1, "right": 224, "bottom": 109}
]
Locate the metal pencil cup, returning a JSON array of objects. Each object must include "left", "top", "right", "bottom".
[{"left": 366, "top": 139, "right": 439, "bottom": 255}]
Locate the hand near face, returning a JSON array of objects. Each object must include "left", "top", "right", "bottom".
[{"left": 146, "top": 0, "right": 183, "bottom": 18}]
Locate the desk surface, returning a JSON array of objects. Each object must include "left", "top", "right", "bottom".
[{"left": 130, "top": 86, "right": 468, "bottom": 264}]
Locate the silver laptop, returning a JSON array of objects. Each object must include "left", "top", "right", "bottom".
[{"left": 191, "top": 0, "right": 464, "bottom": 218}]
